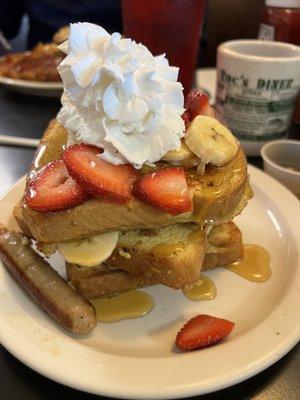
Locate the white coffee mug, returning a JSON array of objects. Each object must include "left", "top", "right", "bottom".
[{"left": 215, "top": 40, "right": 300, "bottom": 156}]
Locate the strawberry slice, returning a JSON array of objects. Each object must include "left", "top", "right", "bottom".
[
  {"left": 25, "top": 159, "right": 87, "bottom": 212},
  {"left": 133, "top": 167, "right": 192, "bottom": 215},
  {"left": 184, "top": 89, "right": 214, "bottom": 125},
  {"left": 181, "top": 110, "right": 190, "bottom": 126},
  {"left": 176, "top": 314, "right": 235, "bottom": 351},
  {"left": 63, "top": 144, "right": 139, "bottom": 203}
]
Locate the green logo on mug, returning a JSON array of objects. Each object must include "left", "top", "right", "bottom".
[
  {"left": 256, "top": 79, "right": 294, "bottom": 91},
  {"left": 220, "top": 70, "right": 249, "bottom": 88}
]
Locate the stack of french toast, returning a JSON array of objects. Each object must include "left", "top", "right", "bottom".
[
  {"left": 14, "top": 116, "right": 251, "bottom": 298},
  {"left": 11, "top": 21, "right": 252, "bottom": 302}
]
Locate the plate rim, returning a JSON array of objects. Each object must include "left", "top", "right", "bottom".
[{"left": 0, "top": 165, "right": 299, "bottom": 399}]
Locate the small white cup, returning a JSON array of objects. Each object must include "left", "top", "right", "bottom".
[
  {"left": 261, "top": 139, "right": 300, "bottom": 197},
  {"left": 215, "top": 40, "right": 300, "bottom": 156}
]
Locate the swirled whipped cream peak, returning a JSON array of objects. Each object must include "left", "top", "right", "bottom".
[{"left": 57, "top": 22, "right": 185, "bottom": 168}]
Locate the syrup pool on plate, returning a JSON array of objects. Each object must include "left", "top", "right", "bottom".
[
  {"left": 183, "top": 274, "right": 216, "bottom": 301},
  {"left": 224, "top": 244, "right": 271, "bottom": 282},
  {"left": 89, "top": 290, "right": 154, "bottom": 323},
  {"left": 90, "top": 244, "right": 270, "bottom": 322}
]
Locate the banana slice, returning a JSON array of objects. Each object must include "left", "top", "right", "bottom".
[
  {"left": 185, "top": 116, "right": 238, "bottom": 166},
  {"left": 162, "top": 140, "right": 200, "bottom": 168},
  {"left": 57, "top": 231, "right": 119, "bottom": 267}
]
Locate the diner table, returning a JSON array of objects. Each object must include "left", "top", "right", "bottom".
[{"left": 0, "top": 85, "right": 299, "bottom": 400}]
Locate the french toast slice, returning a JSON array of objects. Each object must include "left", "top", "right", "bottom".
[
  {"left": 203, "top": 222, "right": 244, "bottom": 270},
  {"left": 66, "top": 222, "right": 243, "bottom": 298},
  {"left": 18, "top": 120, "right": 252, "bottom": 244},
  {"left": 106, "top": 223, "right": 206, "bottom": 288},
  {"left": 67, "top": 264, "right": 159, "bottom": 299}
]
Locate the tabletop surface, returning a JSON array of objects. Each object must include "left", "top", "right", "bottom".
[{"left": 0, "top": 86, "right": 299, "bottom": 400}]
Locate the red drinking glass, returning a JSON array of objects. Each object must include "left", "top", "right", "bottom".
[{"left": 121, "top": 0, "right": 206, "bottom": 96}]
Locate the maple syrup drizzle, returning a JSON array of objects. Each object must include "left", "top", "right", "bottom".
[
  {"left": 188, "top": 230, "right": 205, "bottom": 242},
  {"left": 152, "top": 230, "right": 204, "bottom": 258},
  {"left": 224, "top": 244, "right": 271, "bottom": 282},
  {"left": 88, "top": 245, "right": 270, "bottom": 321},
  {"left": 152, "top": 242, "right": 185, "bottom": 258},
  {"left": 89, "top": 289, "right": 154, "bottom": 323},
  {"left": 33, "top": 144, "right": 47, "bottom": 169},
  {"left": 183, "top": 274, "right": 216, "bottom": 301}
]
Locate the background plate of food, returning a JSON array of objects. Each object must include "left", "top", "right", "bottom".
[{"left": 0, "top": 41, "right": 64, "bottom": 97}]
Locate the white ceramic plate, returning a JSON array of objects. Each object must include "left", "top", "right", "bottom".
[
  {"left": 0, "top": 166, "right": 299, "bottom": 399},
  {"left": 0, "top": 76, "right": 63, "bottom": 98}
]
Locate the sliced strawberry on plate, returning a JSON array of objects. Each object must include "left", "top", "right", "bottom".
[
  {"left": 133, "top": 167, "right": 192, "bottom": 215},
  {"left": 63, "top": 144, "right": 139, "bottom": 203},
  {"left": 175, "top": 314, "right": 235, "bottom": 351},
  {"left": 25, "top": 159, "right": 87, "bottom": 212},
  {"left": 184, "top": 89, "right": 214, "bottom": 124}
]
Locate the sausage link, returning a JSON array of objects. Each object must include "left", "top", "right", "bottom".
[{"left": 0, "top": 225, "right": 97, "bottom": 334}]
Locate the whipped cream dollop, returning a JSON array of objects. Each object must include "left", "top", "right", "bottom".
[{"left": 57, "top": 22, "right": 185, "bottom": 168}]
